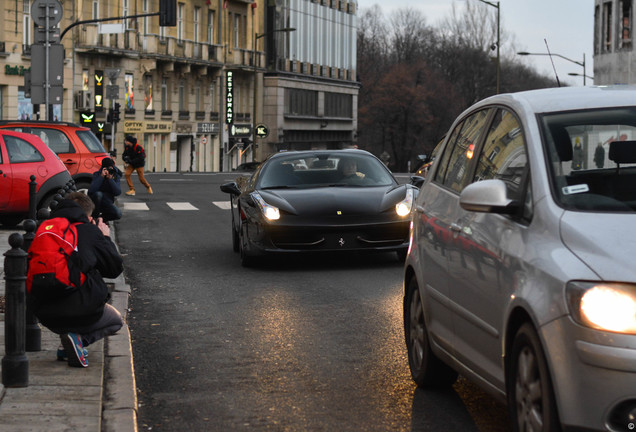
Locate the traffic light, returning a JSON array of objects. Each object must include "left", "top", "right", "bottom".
[
  {"left": 160, "top": 0, "right": 177, "bottom": 26},
  {"left": 112, "top": 103, "right": 121, "bottom": 123}
]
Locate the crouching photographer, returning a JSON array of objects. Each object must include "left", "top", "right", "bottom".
[{"left": 88, "top": 157, "right": 122, "bottom": 222}]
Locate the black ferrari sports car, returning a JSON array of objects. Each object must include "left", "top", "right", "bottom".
[{"left": 220, "top": 149, "right": 417, "bottom": 266}]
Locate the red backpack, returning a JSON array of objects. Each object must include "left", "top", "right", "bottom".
[{"left": 27, "top": 218, "right": 87, "bottom": 299}]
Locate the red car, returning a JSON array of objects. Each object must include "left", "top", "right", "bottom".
[
  {"left": 0, "top": 120, "right": 110, "bottom": 193},
  {"left": 0, "top": 130, "right": 72, "bottom": 226}
]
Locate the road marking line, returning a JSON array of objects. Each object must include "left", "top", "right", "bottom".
[
  {"left": 167, "top": 202, "right": 199, "bottom": 210},
  {"left": 213, "top": 201, "right": 231, "bottom": 210},
  {"left": 123, "top": 202, "right": 150, "bottom": 211}
]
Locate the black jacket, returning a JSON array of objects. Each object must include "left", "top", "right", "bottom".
[
  {"left": 88, "top": 168, "right": 122, "bottom": 201},
  {"left": 122, "top": 143, "right": 146, "bottom": 168},
  {"left": 28, "top": 200, "right": 124, "bottom": 328}
]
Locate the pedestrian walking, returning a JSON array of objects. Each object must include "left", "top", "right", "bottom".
[
  {"left": 26, "top": 192, "right": 124, "bottom": 367},
  {"left": 88, "top": 157, "right": 122, "bottom": 221},
  {"left": 122, "top": 135, "right": 153, "bottom": 196}
]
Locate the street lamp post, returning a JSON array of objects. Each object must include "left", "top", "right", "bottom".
[
  {"left": 473, "top": 0, "right": 500, "bottom": 94},
  {"left": 568, "top": 72, "right": 594, "bottom": 83},
  {"left": 252, "top": 27, "right": 295, "bottom": 157},
  {"left": 518, "top": 51, "right": 587, "bottom": 85}
]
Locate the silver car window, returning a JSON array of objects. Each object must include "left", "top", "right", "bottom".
[
  {"left": 541, "top": 108, "right": 636, "bottom": 212},
  {"left": 474, "top": 109, "right": 528, "bottom": 202},
  {"left": 435, "top": 108, "right": 492, "bottom": 193}
]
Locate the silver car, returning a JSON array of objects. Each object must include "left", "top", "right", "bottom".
[{"left": 404, "top": 86, "right": 636, "bottom": 432}]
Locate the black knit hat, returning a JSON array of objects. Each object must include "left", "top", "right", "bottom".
[
  {"left": 125, "top": 135, "right": 137, "bottom": 145},
  {"left": 101, "top": 157, "right": 115, "bottom": 168}
]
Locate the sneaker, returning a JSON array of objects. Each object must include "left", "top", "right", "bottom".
[
  {"left": 57, "top": 345, "right": 88, "bottom": 362},
  {"left": 147, "top": 186, "right": 153, "bottom": 194},
  {"left": 125, "top": 190, "right": 136, "bottom": 196},
  {"left": 61, "top": 333, "right": 88, "bottom": 368}
]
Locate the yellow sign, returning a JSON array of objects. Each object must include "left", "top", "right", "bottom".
[{"left": 122, "top": 121, "right": 173, "bottom": 134}]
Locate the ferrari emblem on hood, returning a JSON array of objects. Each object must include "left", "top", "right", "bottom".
[{"left": 339, "top": 238, "right": 345, "bottom": 247}]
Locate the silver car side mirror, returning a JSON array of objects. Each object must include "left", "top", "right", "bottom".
[{"left": 459, "top": 179, "right": 520, "bottom": 214}]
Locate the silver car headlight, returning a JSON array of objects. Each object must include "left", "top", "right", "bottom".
[
  {"left": 396, "top": 188, "right": 414, "bottom": 217},
  {"left": 252, "top": 192, "right": 280, "bottom": 221},
  {"left": 567, "top": 281, "right": 636, "bottom": 334}
]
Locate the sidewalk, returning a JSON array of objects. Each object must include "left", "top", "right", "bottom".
[{"left": 0, "top": 225, "right": 137, "bottom": 432}]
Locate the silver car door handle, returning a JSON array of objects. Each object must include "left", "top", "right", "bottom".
[{"left": 450, "top": 223, "right": 462, "bottom": 233}]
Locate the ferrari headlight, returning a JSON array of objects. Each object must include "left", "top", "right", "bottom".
[
  {"left": 252, "top": 192, "right": 280, "bottom": 221},
  {"left": 396, "top": 188, "right": 414, "bottom": 217},
  {"left": 567, "top": 281, "right": 636, "bottom": 334}
]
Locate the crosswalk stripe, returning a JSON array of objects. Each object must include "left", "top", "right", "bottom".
[
  {"left": 167, "top": 202, "right": 199, "bottom": 210},
  {"left": 123, "top": 202, "right": 150, "bottom": 211},
  {"left": 121, "top": 202, "right": 230, "bottom": 211}
]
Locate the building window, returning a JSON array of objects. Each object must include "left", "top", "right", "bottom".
[
  {"left": 177, "top": 3, "right": 185, "bottom": 41},
  {"left": 143, "top": 0, "right": 150, "bottom": 34},
  {"left": 194, "top": 7, "right": 201, "bottom": 43},
  {"left": 144, "top": 75, "right": 153, "bottom": 111},
  {"left": 594, "top": 5, "right": 600, "bottom": 54},
  {"left": 161, "top": 78, "right": 169, "bottom": 112},
  {"left": 233, "top": 14, "right": 240, "bottom": 48},
  {"left": 324, "top": 92, "right": 352, "bottom": 118},
  {"left": 125, "top": 73, "right": 134, "bottom": 111},
  {"left": 603, "top": 1, "right": 613, "bottom": 52},
  {"left": 620, "top": 0, "right": 632, "bottom": 49},
  {"left": 82, "top": 70, "right": 90, "bottom": 92},
  {"left": 92, "top": 0, "right": 99, "bottom": 19},
  {"left": 285, "top": 89, "right": 318, "bottom": 116},
  {"left": 209, "top": 83, "right": 216, "bottom": 111},
  {"left": 22, "top": 0, "right": 32, "bottom": 49},
  {"left": 208, "top": 11, "right": 215, "bottom": 43},
  {"left": 123, "top": 0, "right": 130, "bottom": 29},
  {"left": 195, "top": 81, "right": 202, "bottom": 111},
  {"left": 178, "top": 80, "right": 186, "bottom": 112}
]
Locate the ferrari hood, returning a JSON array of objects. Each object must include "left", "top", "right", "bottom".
[{"left": 258, "top": 185, "right": 409, "bottom": 216}]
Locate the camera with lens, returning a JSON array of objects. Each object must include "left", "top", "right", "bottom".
[{"left": 106, "top": 166, "right": 116, "bottom": 175}]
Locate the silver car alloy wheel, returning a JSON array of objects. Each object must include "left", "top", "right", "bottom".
[
  {"left": 510, "top": 323, "right": 559, "bottom": 432},
  {"left": 409, "top": 287, "right": 426, "bottom": 370}
]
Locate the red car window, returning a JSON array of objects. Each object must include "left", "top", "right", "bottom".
[{"left": 5, "top": 135, "right": 45, "bottom": 163}]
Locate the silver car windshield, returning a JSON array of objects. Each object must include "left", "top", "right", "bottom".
[
  {"left": 258, "top": 153, "right": 395, "bottom": 189},
  {"left": 541, "top": 108, "right": 636, "bottom": 213}
]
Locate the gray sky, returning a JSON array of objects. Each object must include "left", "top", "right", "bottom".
[{"left": 356, "top": 0, "right": 594, "bottom": 87}]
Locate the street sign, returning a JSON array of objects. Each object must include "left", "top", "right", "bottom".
[
  {"left": 105, "top": 68, "right": 121, "bottom": 83},
  {"left": 255, "top": 124, "right": 269, "bottom": 139},
  {"left": 34, "top": 26, "right": 60, "bottom": 44},
  {"left": 106, "top": 85, "right": 120, "bottom": 100},
  {"left": 31, "top": 0, "right": 63, "bottom": 27},
  {"left": 230, "top": 123, "right": 252, "bottom": 138},
  {"left": 30, "top": 44, "right": 64, "bottom": 86}
]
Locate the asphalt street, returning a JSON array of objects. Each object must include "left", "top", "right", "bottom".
[{"left": 117, "top": 172, "right": 512, "bottom": 432}]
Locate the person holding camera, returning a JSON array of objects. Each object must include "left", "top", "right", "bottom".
[
  {"left": 122, "top": 135, "right": 153, "bottom": 196},
  {"left": 88, "top": 157, "right": 122, "bottom": 222}
]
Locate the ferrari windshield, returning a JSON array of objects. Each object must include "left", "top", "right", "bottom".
[
  {"left": 541, "top": 107, "right": 636, "bottom": 212},
  {"left": 258, "top": 153, "right": 395, "bottom": 189}
]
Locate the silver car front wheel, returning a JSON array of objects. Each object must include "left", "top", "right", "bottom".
[
  {"left": 404, "top": 277, "right": 457, "bottom": 388},
  {"left": 509, "top": 323, "right": 560, "bottom": 432}
]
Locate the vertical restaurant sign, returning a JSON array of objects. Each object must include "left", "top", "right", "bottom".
[
  {"left": 226, "top": 70, "right": 234, "bottom": 124},
  {"left": 94, "top": 70, "right": 104, "bottom": 109}
]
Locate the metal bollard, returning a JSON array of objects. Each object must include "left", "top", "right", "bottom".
[
  {"left": 21, "top": 219, "right": 41, "bottom": 352},
  {"left": 2, "top": 233, "right": 29, "bottom": 387},
  {"left": 28, "top": 175, "right": 37, "bottom": 222}
]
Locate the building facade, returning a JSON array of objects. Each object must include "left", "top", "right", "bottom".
[
  {"left": 0, "top": 0, "right": 358, "bottom": 172},
  {"left": 594, "top": 0, "right": 635, "bottom": 84}
]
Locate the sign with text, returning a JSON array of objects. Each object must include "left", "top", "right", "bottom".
[
  {"left": 225, "top": 71, "right": 234, "bottom": 124},
  {"left": 230, "top": 123, "right": 252, "bottom": 138}
]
